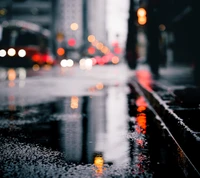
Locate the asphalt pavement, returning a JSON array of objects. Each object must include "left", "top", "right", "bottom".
[{"left": 0, "top": 62, "right": 199, "bottom": 177}]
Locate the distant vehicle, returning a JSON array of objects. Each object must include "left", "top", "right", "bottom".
[{"left": 0, "top": 20, "right": 56, "bottom": 68}]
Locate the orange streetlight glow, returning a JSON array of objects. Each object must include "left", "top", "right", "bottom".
[
  {"left": 57, "top": 47, "right": 65, "bottom": 56},
  {"left": 137, "top": 8, "right": 147, "bottom": 25},
  {"left": 70, "top": 23, "right": 79, "bottom": 30},
  {"left": 88, "top": 35, "right": 96, "bottom": 42}
]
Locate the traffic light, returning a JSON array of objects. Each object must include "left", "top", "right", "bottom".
[{"left": 137, "top": 8, "right": 147, "bottom": 25}]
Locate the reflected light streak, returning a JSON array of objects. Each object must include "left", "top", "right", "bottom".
[
  {"left": 136, "top": 139, "right": 144, "bottom": 147},
  {"left": 0, "top": 68, "right": 7, "bottom": 80},
  {"left": 96, "top": 82, "right": 104, "bottom": 90},
  {"left": 7, "top": 68, "right": 16, "bottom": 81},
  {"left": 17, "top": 68, "right": 26, "bottom": 79},
  {"left": 177, "top": 146, "right": 188, "bottom": 172},
  {"left": 8, "top": 81, "right": 15, "bottom": 87},
  {"left": 94, "top": 156, "right": 104, "bottom": 175},
  {"left": 136, "top": 70, "right": 153, "bottom": 91},
  {"left": 43, "top": 64, "right": 52, "bottom": 70},
  {"left": 8, "top": 95, "right": 16, "bottom": 111},
  {"left": 70, "top": 96, "right": 79, "bottom": 109},
  {"left": 136, "top": 96, "right": 148, "bottom": 107},
  {"left": 137, "top": 106, "right": 146, "bottom": 112},
  {"left": 89, "top": 87, "right": 96, "bottom": 93},
  {"left": 135, "top": 95, "right": 147, "bottom": 134},
  {"left": 32, "top": 64, "right": 40, "bottom": 71},
  {"left": 60, "top": 66, "right": 67, "bottom": 75},
  {"left": 19, "top": 80, "right": 25, "bottom": 88},
  {"left": 8, "top": 105, "right": 16, "bottom": 111},
  {"left": 136, "top": 113, "right": 147, "bottom": 134}
]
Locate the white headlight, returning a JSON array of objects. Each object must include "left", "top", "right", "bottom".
[
  {"left": 79, "top": 58, "right": 86, "bottom": 70},
  {"left": 8, "top": 48, "right": 16, "bottom": 56},
  {"left": 0, "top": 49, "right": 6, "bottom": 57},
  {"left": 18, "top": 49, "right": 26, "bottom": 57},
  {"left": 67, "top": 59, "right": 74, "bottom": 67},
  {"left": 60, "top": 59, "right": 68, "bottom": 67}
]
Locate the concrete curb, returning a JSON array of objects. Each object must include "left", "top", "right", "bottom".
[{"left": 130, "top": 78, "right": 200, "bottom": 177}]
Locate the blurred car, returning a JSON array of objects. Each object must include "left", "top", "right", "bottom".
[{"left": 0, "top": 20, "right": 56, "bottom": 68}]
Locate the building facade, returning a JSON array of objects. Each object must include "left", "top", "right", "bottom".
[
  {"left": 0, "top": 0, "right": 53, "bottom": 29},
  {"left": 88, "top": 0, "right": 107, "bottom": 45},
  {"left": 54, "top": 0, "right": 107, "bottom": 60}
]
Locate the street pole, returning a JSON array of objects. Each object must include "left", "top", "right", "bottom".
[
  {"left": 124, "top": 0, "right": 137, "bottom": 70},
  {"left": 6, "top": 0, "right": 13, "bottom": 20},
  {"left": 50, "top": 0, "right": 57, "bottom": 56},
  {"left": 146, "top": 0, "right": 161, "bottom": 77},
  {"left": 82, "top": 0, "right": 88, "bottom": 56}
]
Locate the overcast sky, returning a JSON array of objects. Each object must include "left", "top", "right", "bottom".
[{"left": 106, "top": 0, "right": 129, "bottom": 48}]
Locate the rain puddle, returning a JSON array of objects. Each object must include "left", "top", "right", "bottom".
[{"left": 0, "top": 83, "right": 185, "bottom": 177}]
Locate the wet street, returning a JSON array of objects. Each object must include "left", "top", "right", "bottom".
[
  {"left": 0, "top": 63, "right": 185, "bottom": 178},
  {"left": 1, "top": 0, "right": 200, "bottom": 177}
]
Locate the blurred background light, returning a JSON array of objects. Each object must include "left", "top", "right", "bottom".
[
  {"left": 57, "top": 47, "right": 65, "bottom": 56},
  {"left": 88, "top": 35, "right": 96, "bottom": 42},
  {"left": 66, "top": 59, "right": 74, "bottom": 67},
  {"left": 32, "top": 64, "right": 40, "bottom": 71},
  {"left": 67, "top": 38, "right": 76, "bottom": 47},
  {"left": 70, "top": 23, "right": 79, "bottom": 31},
  {"left": 7, "top": 68, "right": 16, "bottom": 81},
  {"left": 60, "top": 59, "right": 68, "bottom": 67}
]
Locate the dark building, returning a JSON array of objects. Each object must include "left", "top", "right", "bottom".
[
  {"left": 0, "top": 0, "right": 53, "bottom": 29},
  {"left": 0, "top": 0, "right": 57, "bottom": 54}
]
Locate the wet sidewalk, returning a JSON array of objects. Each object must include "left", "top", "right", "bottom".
[{"left": 129, "top": 63, "right": 200, "bottom": 178}]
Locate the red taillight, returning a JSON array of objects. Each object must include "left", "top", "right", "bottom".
[
  {"left": 32, "top": 53, "right": 40, "bottom": 62},
  {"left": 32, "top": 52, "right": 54, "bottom": 65},
  {"left": 42, "top": 54, "right": 48, "bottom": 62},
  {"left": 42, "top": 54, "right": 54, "bottom": 64},
  {"left": 31, "top": 53, "right": 43, "bottom": 64}
]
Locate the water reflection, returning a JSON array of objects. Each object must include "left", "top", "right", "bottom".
[
  {"left": 0, "top": 85, "right": 129, "bottom": 153},
  {"left": 94, "top": 153, "right": 104, "bottom": 176},
  {"left": 57, "top": 93, "right": 115, "bottom": 166},
  {"left": 0, "top": 81, "right": 165, "bottom": 177},
  {"left": 127, "top": 88, "right": 151, "bottom": 175},
  {"left": 136, "top": 69, "right": 153, "bottom": 91}
]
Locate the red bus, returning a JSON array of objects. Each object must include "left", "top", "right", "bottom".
[{"left": 0, "top": 20, "right": 55, "bottom": 68}]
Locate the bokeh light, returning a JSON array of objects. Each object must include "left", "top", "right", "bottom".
[
  {"left": 8, "top": 48, "right": 16, "bottom": 56},
  {"left": 18, "top": 49, "right": 26, "bottom": 57},
  {"left": 88, "top": 35, "right": 96, "bottom": 43},
  {"left": 70, "top": 23, "right": 79, "bottom": 31},
  {"left": 0, "top": 49, "right": 6, "bottom": 57}
]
